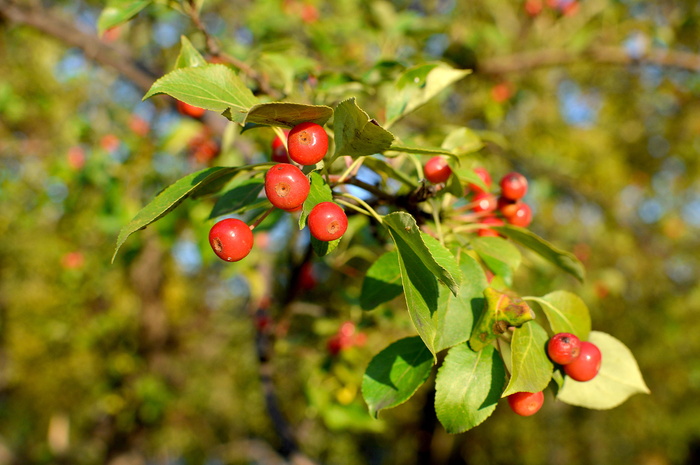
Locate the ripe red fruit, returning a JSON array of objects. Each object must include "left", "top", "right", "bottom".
[
  {"left": 472, "top": 192, "right": 498, "bottom": 214},
  {"left": 264, "top": 163, "right": 310, "bottom": 211},
  {"left": 500, "top": 172, "right": 528, "bottom": 200},
  {"left": 287, "top": 122, "right": 328, "bottom": 165},
  {"left": 564, "top": 341, "right": 602, "bottom": 382},
  {"left": 271, "top": 129, "right": 291, "bottom": 163},
  {"left": 177, "top": 100, "right": 206, "bottom": 119},
  {"left": 497, "top": 196, "right": 518, "bottom": 217},
  {"left": 547, "top": 333, "right": 582, "bottom": 365},
  {"left": 424, "top": 156, "right": 452, "bottom": 184},
  {"left": 308, "top": 202, "right": 348, "bottom": 241},
  {"left": 524, "top": 0, "right": 544, "bottom": 16},
  {"left": 507, "top": 391, "right": 544, "bottom": 417},
  {"left": 506, "top": 202, "right": 533, "bottom": 227},
  {"left": 208, "top": 218, "right": 254, "bottom": 262},
  {"left": 491, "top": 82, "right": 512, "bottom": 103},
  {"left": 478, "top": 216, "right": 504, "bottom": 237},
  {"left": 468, "top": 167, "right": 492, "bottom": 194}
]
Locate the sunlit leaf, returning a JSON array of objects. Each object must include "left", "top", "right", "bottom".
[
  {"left": 333, "top": 98, "right": 394, "bottom": 159},
  {"left": 502, "top": 322, "right": 554, "bottom": 396},
  {"left": 174, "top": 36, "right": 208, "bottom": 69},
  {"left": 527, "top": 291, "right": 591, "bottom": 340},
  {"left": 469, "top": 288, "right": 535, "bottom": 352},
  {"left": 97, "top": 0, "right": 151, "bottom": 35}
]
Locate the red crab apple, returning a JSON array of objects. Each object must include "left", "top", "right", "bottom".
[
  {"left": 264, "top": 163, "right": 310, "bottom": 211},
  {"left": 547, "top": 332, "right": 582, "bottom": 365},
  {"left": 508, "top": 391, "right": 544, "bottom": 416},
  {"left": 500, "top": 172, "right": 528, "bottom": 200},
  {"left": 287, "top": 122, "right": 328, "bottom": 165},
  {"left": 208, "top": 218, "right": 254, "bottom": 262},
  {"left": 564, "top": 341, "right": 602, "bottom": 382},
  {"left": 424, "top": 156, "right": 452, "bottom": 184},
  {"left": 308, "top": 202, "right": 348, "bottom": 241}
]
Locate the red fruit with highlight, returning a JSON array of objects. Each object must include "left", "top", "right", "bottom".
[
  {"left": 547, "top": 333, "right": 582, "bottom": 365},
  {"left": 287, "top": 122, "right": 328, "bottom": 165},
  {"left": 507, "top": 391, "right": 544, "bottom": 416},
  {"left": 424, "top": 156, "right": 452, "bottom": 184},
  {"left": 472, "top": 192, "right": 497, "bottom": 214},
  {"left": 209, "top": 218, "right": 254, "bottom": 262},
  {"left": 308, "top": 202, "right": 348, "bottom": 241},
  {"left": 506, "top": 202, "right": 533, "bottom": 227},
  {"left": 264, "top": 163, "right": 310, "bottom": 211},
  {"left": 564, "top": 341, "right": 602, "bottom": 382},
  {"left": 500, "top": 172, "right": 528, "bottom": 200}
]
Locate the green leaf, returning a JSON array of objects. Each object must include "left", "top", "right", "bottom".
[
  {"left": 113, "top": 167, "right": 239, "bottom": 261},
  {"left": 435, "top": 343, "right": 506, "bottom": 433},
  {"left": 143, "top": 65, "right": 258, "bottom": 124},
  {"left": 360, "top": 251, "right": 403, "bottom": 310},
  {"left": 174, "top": 36, "right": 208, "bottom": 69},
  {"left": 433, "top": 253, "right": 488, "bottom": 352},
  {"left": 310, "top": 236, "right": 340, "bottom": 257},
  {"left": 386, "top": 63, "right": 471, "bottom": 126},
  {"left": 502, "top": 322, "right": 554, "bottom": 396},
  {"left": 383, "top": 212, "right": 460, "bottom": 294},
  {"left": 441, "top": 127, "right": 484, "bottom": 155},
  {"left": 469, "top": 288, "right": 535, "bottom": 352},
  {"left": 527, "top": 291, "right": 591, "bottom": 340},
  {"left": 494, "top": 225, "right": 586, "bottom": 282},
  {"left": 471, "top": 236, "right": 522, "bottom": 286},
  {"left": 390, "top": 230, "right": 441, "bottom": 357},
  {"left": 362, "top": 156, "right": 416, "bottom": 188},
  {"left": 97, "top": 0, "right": 151, "bottom": 35},
  {"left": 361, "top": 337, "right": 434, "bottom": 418},
  {"left": 209, "top": 177, "right": 266, "bottom": 219},
  {"left": 557, "top": 331, "right": 650, "bottom": 409},
  {"left": 387, "top": 143, "right": 457, "bottom": 160},
  {"left": 299, "top": 172, "right": 333, "bottom": 229},
  {"left": 333, "top": 98, "right": 394, "bottom": 159},
  {"left": 453, "top": 165, "right": 488, "bottom": 193},
  {"left": 245, "top": 102, "right": 333, "bottom": 128}
]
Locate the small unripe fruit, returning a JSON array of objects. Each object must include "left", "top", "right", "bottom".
[
  {"left": 507, "top": 391, "right": 544, "bottom": 416},
  {"left": 264, "top": 163, "right": 310, "bottom": 211},
  {"left": 287, "top": 122, "right": 328, "bottom": 165},
  {"left": 547, "top": 332, "right": 582, "bottom": 365},
  {"left": 209, "top": 218, "right": 254, "bottom": 262},
  {"left": 424, "top": 156, "right": 452, "bottom": 184},
  {"left": 564, "top": 341, "right": 602, "bottom": 382},
  {"left": 500, "top": 172, "right": 528, "bottom": 200},
  {"left": 308, "top": 202, "right": 348, "bottom": 241}
]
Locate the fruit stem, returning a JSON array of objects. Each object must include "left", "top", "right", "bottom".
[
  {"left": 336, "top": 156, "right": 365, "bottom": 184},
  {"left": 249, "top": 206, "right": 276, "bottom": 230},
  {"left": 272, "top": 126, "right": 289, "bottom": 153},
  {"left": 429, "top": 198, "right": 445, "bottom": 246},
  {"left": 337, "top": 193, "right": 383, "bottom": 224},
  {"left": 335, "top": 198, "right": 372, "bottom": 217}
]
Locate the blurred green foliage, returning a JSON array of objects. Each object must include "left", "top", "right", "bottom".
[{"left": 1, "top": 0, "right": 700, "bottom": 464}]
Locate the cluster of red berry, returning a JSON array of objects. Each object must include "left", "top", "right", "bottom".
[
  {"left": 208, "top": 122, "right": 349, "bottom": 262},
  {"left": 423, "top": 156, "right": 533, "bottom": 235},
  {"left": 508, "top": 332, "right": 602, "bottom": 416}
]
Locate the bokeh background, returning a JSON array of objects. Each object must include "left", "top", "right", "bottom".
[{"left": 1, "top": 0, "right": 699, "bottom": 464}]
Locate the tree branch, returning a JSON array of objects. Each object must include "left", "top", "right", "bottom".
[
  {"left": 0, "top": 0, "right": 158, "bottom": 93},
  {"left": 479, "top": 45, "right": 700, "bottom": 75}
]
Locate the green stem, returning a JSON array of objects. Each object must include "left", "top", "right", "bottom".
[
  {"left": 334, "top": 198, "right": 372, "bottom": 217},
  {"left": 336, "top": 156, "right": 365, "bottom": 184},
  {"left": 250, "top": 206, "right": 276, "bottom": 230},
  {"left": 337, "top": 193, "right": 384, "bottom": 224}
]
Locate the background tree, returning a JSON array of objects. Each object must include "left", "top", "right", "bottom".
[{"left": 0, "top": 1, "right": 698, "bottom": 464}]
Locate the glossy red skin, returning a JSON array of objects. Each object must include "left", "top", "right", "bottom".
[
  {"left": 287, "top": 122, "right": 328, "bottom": 165},
  {"left": 209, "top": 218, "right": 254, "bottom": 262},
  {"left": 271, "top": 129, "right": 291, "bottom": 163},
  {"left": 424, "top": 156, "right": 452, "bottom": 184},
  {"left": 507, "top": 202, "right": 533, "bottom": 227},
  {"left": 468, "top": 167, "right": 492, "bottom": 193},
  {"left": 265, "top": 163, "right": 310, "bottom": 210},
  {"left": 497, "top": 196, "right": 518, "bottom": 217},
  {"left": 547, "top": 332, "right": 582, "bottom": 365},
  {"left": 308, "top": 202, "right": 348, "bottom": 241},
  {"left": 500, "top": 172, "right": 528, "bottom": 200},
  {"left": 472, "top": 192, "right": 498, "bottom": 214},
  {"left": 507, "top": 391, "right": 544, "bottom": 416},
  {"left": 564, "top": 341, "right": 602, "bottom": 382},
  {"left": 478, "top": 216, "right": 504, "bottom": 237},
  {"left": 177, "top": 100, "right": 206, "bottom": 119}
]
